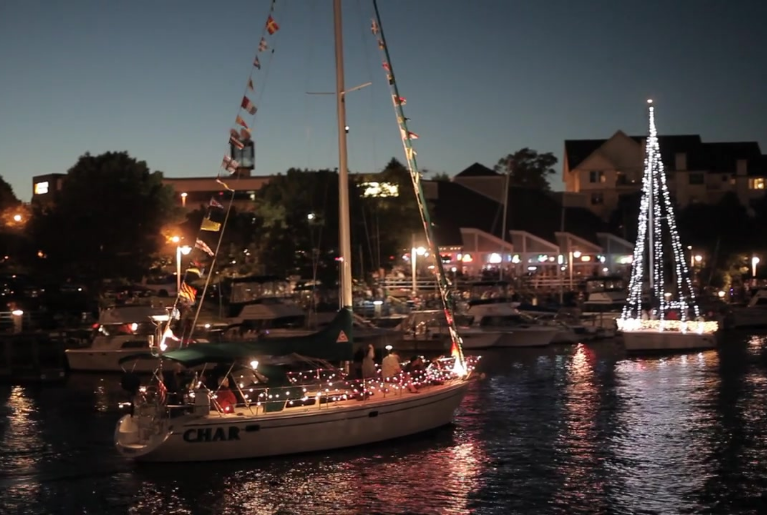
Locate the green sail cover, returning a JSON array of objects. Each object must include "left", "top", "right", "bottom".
[{"left": 160, "top": 308, "right": 354, "bottom": 367}]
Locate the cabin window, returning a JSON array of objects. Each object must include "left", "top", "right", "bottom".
[{"left": 589, "top": 171, "right": 604, "bottom": 183}]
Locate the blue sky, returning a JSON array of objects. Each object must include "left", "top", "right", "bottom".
[{"left": 1, "top": 0, "right": 766, "bottom": 201}]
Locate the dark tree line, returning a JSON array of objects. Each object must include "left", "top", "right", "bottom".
[{"left": 1, "top": 152, "right": 424, "bottom": 290}]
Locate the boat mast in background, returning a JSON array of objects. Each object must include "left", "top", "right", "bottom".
[{"left": 333, "top": 0, "right": 353, "bottom": 310}]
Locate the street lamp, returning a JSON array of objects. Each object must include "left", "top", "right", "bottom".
[
  {"left": 569, "top": 249, "right": 581, "bottom": 289},
  {"left": 12, "top": 214, "right": 22, "bottom": 223},
  {"left": 180, "top": 192, "right": 188, "bottom": 208},
  {"left": 410, "top": 234, "right": 426, "bottom": 295},
  {"left": 752, "top": 256, "right": 760, "bottom": 278},
  {"left": 176, "top": 244, "right": 192, "bottom": 293}
]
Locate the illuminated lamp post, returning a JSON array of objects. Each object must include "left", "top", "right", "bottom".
[
  {"left": 171, "top": 236, "right": 192, "bottom": 294},
  {"left": 410, "top": 233, "right": 426, "bottom": 295},
  {"left": 570, "top": 249, "right": 581, "bottom": 289},
  {"left": 180, "top": 192, "right": 188, "bottom": 208},
  {"left": 752, "top": 256, "right": 760, "bottom": 278}
]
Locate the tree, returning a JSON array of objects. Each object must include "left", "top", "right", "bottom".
[
  {"left": 430, "top": 172, "right": 451, "bottom": 182},
  {"left": 494, "top": 148, "right": 557, "bottom": 190},
  {"left": 29, "top": 152, "right": 178, "bottom": 286},
  {"left": 355, "top": 158, "right": 424, "bottom": 275}
]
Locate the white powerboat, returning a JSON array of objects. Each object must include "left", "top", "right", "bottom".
[
  {"left": 65, "top": 305, "right": 180, "bottom": 373},
  {"left": 463, "top": 302, "right": 558, "bottom": 347}
]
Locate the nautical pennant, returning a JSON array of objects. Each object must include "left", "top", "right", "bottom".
[
  {"left": 216, "top": 177, "right": 233, "bottom": 191},
  {"left": 248, "top": 79, "right": 254, "bottom": 91},
  {"left": 241, "top": 96, "right": 257, "bottom": 115},
  {"left": 235, "top": 115, "right": 249, "bottom": 129},
  {"left": 371, "top": 20, "right": 379, "bottom": 35},
  {"left": 259, "top": 38, "right": 268, "bottom": 52},
  {"left": 266, "top": 15, "right": 280, "bottom": 35},
  {"left": 201, "top": 218, "right": 221, "bottom": 232},
  {"left": 209, "top": 198, "right": 224, "bottom": 209},
  {"left": 221, "top": 155, "right": 239, "bottom": 173},
  {"left": 253, "top": 56, "right": 261, "bottom": 69}
]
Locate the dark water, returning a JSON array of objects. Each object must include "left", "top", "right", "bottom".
[{"left": 2, "top": 333, "right": 767, "bottom": 515}]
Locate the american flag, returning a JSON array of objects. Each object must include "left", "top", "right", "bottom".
[{"left": 195, "top": 239, "right": 215, "bottom": 256}]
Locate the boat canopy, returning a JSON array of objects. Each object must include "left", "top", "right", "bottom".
[{"left": 119, "top": 308, "right": 354, "bottom": 367}]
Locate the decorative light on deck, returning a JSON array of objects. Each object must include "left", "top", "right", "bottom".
[
  {"left": 617, "top": 318, "right": 718, "bottom": 334},
  {"left": 622, "top": 101, "right": 702, "bottom": 325}
]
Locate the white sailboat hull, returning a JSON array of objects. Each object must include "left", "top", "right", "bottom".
[
  {"left": 66, "top": 348, "right": 159, "bottom": 373},
  {"left": 623, "top": 330, "right": 717, "bottom": 352},
  {"left": 116, "top": 380, "right": 470, "bottom": 462}
]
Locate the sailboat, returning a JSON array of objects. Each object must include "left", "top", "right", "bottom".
[
  {"left": 616, "top": 100, "right": 718, "bottom": 352},
  {"left": 113, "top": 0, "right": 477, "bottom": 462}
]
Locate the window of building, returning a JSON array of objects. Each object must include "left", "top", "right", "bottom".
[
  {"left": 688, "top": 173, "right": 704, "bottom": 185},
  {"left": 34, "top": 181, "right": 49, "bottom": 195},
  {"left": 616, "top": 172, "right": 629, "bottom": 185},
  {"left": 589, "top": 171, "right": 604, "bottom": 184},
  {"left": 590, "top": 193, "right": 604, "bottom": 205},
  {"left": 749, "top": 178, "right": 765, "bottom": 190}
]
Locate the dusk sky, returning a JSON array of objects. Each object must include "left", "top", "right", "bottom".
[{"left": 1, "top": 0, "right": 765, "bottom": 201}]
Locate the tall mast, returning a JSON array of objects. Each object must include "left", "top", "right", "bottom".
[
  {"left": 499, "top": 158, "right": 510, "bottom": 281},
  {"left": 333, "top": 0, "right": 353, "bottom": 309},
  {"left": 647, "top": 100, "right": 654, "bottom": 314}
]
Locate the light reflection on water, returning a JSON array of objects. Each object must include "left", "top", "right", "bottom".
[{"left": 1, "top": 333, "right": 766, "bottom": 514}]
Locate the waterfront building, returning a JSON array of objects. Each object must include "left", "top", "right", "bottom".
[{"left": 563, "top": 131, "right": 767, "bottom": 219}]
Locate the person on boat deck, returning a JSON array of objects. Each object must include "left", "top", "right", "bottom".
[
  {"left": 405, "top": 355, "right": 425, "bottom": 375},
  {"left": 361, "top": 344, "right": 377, "bottom": 379},
  {"left": 214, "top": 377, "right": 237, "bottom": 413},
  {"left": 405, "top": 355, "right": 426, "bottom": 390},
  {"left": 163, "top": 363, "right": 191, "bottom": 402},
  {"left": 381, "top": 348, "right": 402, "bottom": 380}
]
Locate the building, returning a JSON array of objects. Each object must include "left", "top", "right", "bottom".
[
  {"left": 31, "top": 173, "right": 66, "bottom": 204},
  {"left": 420, "top": 163, "right": 634, "bottom": 285},
  {"left": 162, "top": 174, "right": 273, "bottom": 211},
  {"left": 31, "top": 161, "right": 635, "bottom": 285},
  {"left": 564, "top": 131, "right": 767, "bottom": 219}
]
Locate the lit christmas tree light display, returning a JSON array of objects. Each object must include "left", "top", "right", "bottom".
[{"left": 618, "top": 100, "right": 717, "bottom": 335}]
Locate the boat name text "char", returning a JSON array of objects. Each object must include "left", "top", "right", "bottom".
[{"left": 183, "top": 426, "right": 241, "bottom": 443}]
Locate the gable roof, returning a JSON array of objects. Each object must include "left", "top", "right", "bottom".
[
  {"left": 454, "top": 163, "right": 499, "bottom": 177},
  {"left": 564, "top": 139, "right": 608, "bottom": 170},
  {"left": 566, "top": 133, "right": 765, "bottom": 175},
  {"left": 429, "top": 180, "right": 607, "bottom": 248}
]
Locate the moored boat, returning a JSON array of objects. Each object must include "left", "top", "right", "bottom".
[{"left": 617, "top": 101, "right": 718, "bottom": 352}]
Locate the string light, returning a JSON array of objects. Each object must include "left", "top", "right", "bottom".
[{"left": 620, "top": 101, "right": 716, "bottom": 334}]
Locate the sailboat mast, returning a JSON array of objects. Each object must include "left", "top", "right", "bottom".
[
  {"left": 647, "top": 106, "right": 654, "bottom": 313},
  {"left": 499, "top": 159, "right": 510, "bottom": 281},
  {"left": 333, "top": 0, "right": 353, "bottom": 309}
]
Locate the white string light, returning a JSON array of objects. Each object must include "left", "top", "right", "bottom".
[{"left": 620, "top": 101, "right": 711, "bottom": 332}]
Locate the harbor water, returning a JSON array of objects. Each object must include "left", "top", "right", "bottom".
[{"left": 1, "top": 332, "right": 766, "bottom": 514}]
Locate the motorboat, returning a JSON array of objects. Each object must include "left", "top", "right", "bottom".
[{"left": 65, "top": 305, "right": 179, "bottom": 373}]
